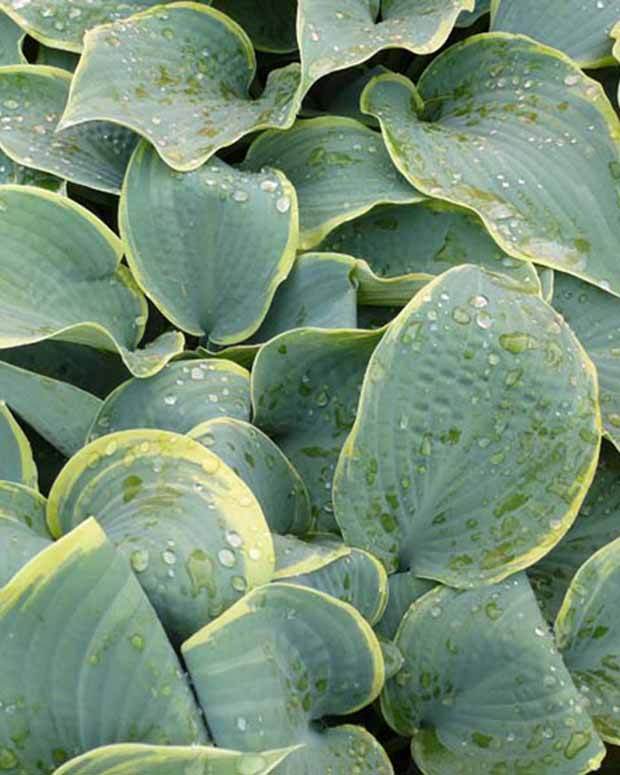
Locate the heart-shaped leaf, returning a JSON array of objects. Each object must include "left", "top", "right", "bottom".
[
  {"left": 243, "top": 116, "right": 421, "bottom": 249},
  {"left": 0, "top": 0, "right": 212, "bottom": 52},
  {"left": 54, "top": 744, "right": 296, "bottom": 775},
  {"left": 362, "top": 34, "right": 620, "bottom": 295},
  {"left": 298, "top": 0, "right": 475, "bottom": 93},
  {"left": 334, "top": 265, "right": 601, "bottom": 583},
  {"left": 556, "top": 536, "right": 620, "bottom": 745},
  {"left": 0, "top": 481, "right": 50, "bottom": 585},
  {"left": 273, "top": 534, "right": 388, "bottom": 623},
  {"left": 59, "top": 4, "right": 301, "bottom": 171},
  {"left": 530, "top": 446, "right": 620, "bottom": 623},
  {"left": 491, "top": 0, "right": 620, "bottom": 67},
  {"left": 183, "top": 582, "right": 390, "bottom": 774},
  {"left": 0, "top": 185, "right": 184, "bottom": 377},
  {"left": 252, "top": 326, "right": 384, "bottom": 532},
  {"left": 0, "top": 65, "right": 138, "bottom": 193},
  {"left": 190, "top": 418, "right": 312, "bottom": 536},
  {"left": 47, "top": 430, "right": 274, "bottom": 643},
  {"left": 120, "top": 141, "right": 297, "bottom": 344},
  {"left": 382, "top": 574, "right": 605, "bottom": 773},
  {"left": 0, "top": 358, "right": 101, "bottom": 456},
  {"left": 0, "top": 518, "right": 208, "bottom": 773},
  {"left": 552, "top": 272, "right": 620, "bottom": 451},
  {"left": 0, "top": 11, "right": 23, "bottom": 65},
  {"left": 320, "top": 200, "right": 540, "bottom": 294},
  {"left": 88, "top": 359, "right": 251, "bottom": 442},
  {"left": 0, "top": 401, "right": 37, "bottom": 486}
]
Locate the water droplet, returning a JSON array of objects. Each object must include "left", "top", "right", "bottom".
[
  {"left": 130, "top": 549, "right": 149, "bottom": 573},
  {"left": 276, "top": 196, "right": 291, "bottom": 213},
  {"left": 162, "top": 549, "right": 176, "bottom": 565},
  {"left": 218, "top": 548, "right": 236, "bottom": 567},
  {"left": 226, "top": 530, "right": 243, "bottom": 548}
]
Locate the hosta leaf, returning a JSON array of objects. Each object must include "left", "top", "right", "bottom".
[
  {"left": 0, "top": 147, "right": 64, "bottom": 190},
  {"left": 374, "top": 570, "right": 436, "bottom": 639},
  {"left": 456, "top": 0, "right": 490, "bottom": 27},
  {"left": 298, "top": 0, "right": 475, "bottom": 93},
  {"left": 382, "top": 575, "right": 605, "bottom": 774},
  {"left": 0, "top": 65, "right": 137, "bottom": 194},
  {"left": 0, "top": 359, "right": 101, "bottom": 456},
  {"left": 556, "top": 538, "right": 620, "bottom": 744},
  {"left": 0, "top": 186, "right": 184, "bottom": 377},
  {"left": 47, "top": 430, "right": 274, "bottom": 643},
  {"left": 0, "top": 11, "right": 23, "bottom": 65},
  {"left": 0, "top": 482, "right": 50, "bottom": 585},
  {"left": 334, "top": 265, "right": 601, "bottom": 583},
  {"left": 242, "top": 252, "right": 358, "bottom": 343},
  {"left": 0, "top": 518, "right": 207, "bottom": 773},
  {"left": 0, "top": 0, "right": 212, "bottom": 53},
  {"left": 273, "top": 534, "right": 388, "bottom": 623},
  {"left": 321, "top": 201, "right": 540, "bottom": 293},
  {"left": 88, "top": 359, "right": 251, "bottom": 442},
  {"left": 491, "top": 0, "right": 620, "bottom": 68},
  {"left": 0, "top": 401, "right": 37, "bottom": 487},
  {"left": 553, "top": 272, "right": 620, "bottom": 450},
  {"left": 243, "top": 116, "right": 421, "bottom": 250},
  {"left": 1, "top": 340, "right": 129, "bottom": 399},
  {"left": 362, "top": 34, "right": 620, "bottom": 295},
  {"left": 54, "top": 744, "right": 295, "bottom": 775},
  {"left": 190, "top": 418, "right": 312, "bottom": 536},
  {"left": 120, "top": 141, "right": 297, "bottom": 344},
  {"left": 183, "top": 583, "right": 389, "bottom": 774},
  {"left": 530, "top": 446, "right": 620, "bottom": 623},
  {"left": 59, "top": 5, "right": 301, "bottom": 172},
  {"left": 212, "top": 0, "right": 297, "bottom": 52},
  {"left": 252, "top": 327, "right": 384, "bottom": 531}
]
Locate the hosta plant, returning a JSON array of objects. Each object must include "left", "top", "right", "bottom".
[{"left": 3, "top": 1, "right": 620, "bottom": 774}]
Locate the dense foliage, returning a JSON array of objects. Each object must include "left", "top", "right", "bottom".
[{"left": 2, "top": 1, "right": 620, "bottom": 773}]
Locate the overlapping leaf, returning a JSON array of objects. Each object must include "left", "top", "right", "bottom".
[
  {"left": 0, "top": 186, "right": 184, "bottom": 377},
  {"left": 0, "top": 401, "right": 37, "bottom": 486},
  {"left": 47, "top": 430, "right": 274, "bottom": 642},
  {"left": 243, "top": 116, "right": 421, "bottom": 249},
  {"left": 0, "top": 482, "right": 50, "bottom": 584},
  {"left": 491, "top": 0, "right": 620, "bottom": 67},
  {"left": 320, "top": 200, "right": 540, "bottom": 292},
  {"left": 190, "top": 418, "right": 312, "bottom": 535},
  {"left": 183, "top": 583, "right": 391, "bottom": 774},
  {"left": 556, "top": 538, "right": 620, "bottom": 744},
  {"left": 121, "top": 142, "right": 297, "bottom": 344},
  {"left": 54, "top": 744, "right": 295, "bottom": 775},
  {"left": 553, "top": 272, "right": 620, "bottom": 450},
  {"left": 59, "top": 4, "right": 301, "bottom": 171},
  {"left": 273, "top": 534, "right": 388, "bottom": 622},
  {"left": 0, "top": 11, "right": 23, "bottom": 65},
  {"left": 0, "top": 358, "right": 101, "bottom": 456},
  {"left": 382, "top": 575, "right": 605, "bottom": 774},
  {"left": 298, "top": 0, "right": 475, "bottom": 93},
  {"left": 362, "top": 34, "right": 620, "bottom": 295},
  {"left": 334, "top": 265, "right": 601, "bottom": 583},
  {"left": 530, "top": 446, "right": 620, "bottom": 623},
  {"left": 0, "top": 65, "right": 137, "bottom": 193},
  {"left": 0, "top": 519, "right": 208, "bottom": 773},
  {"left": 0, "top": 0, "right": 210, "bottom": 52},
  {"left": 252, "top": 326, "right": 384, "bottom": 531},
  {"left": 88, "top": 359, "right": 251, "bottom": 441},
  {"left": 54, "top": 744, "right": 294, "bottom": 775}
]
